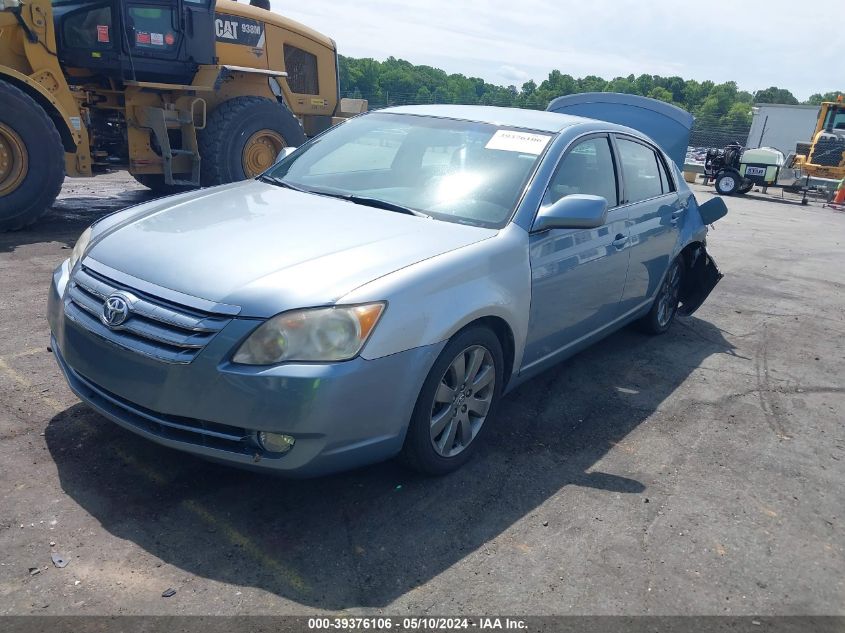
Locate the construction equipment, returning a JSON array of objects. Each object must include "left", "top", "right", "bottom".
[
  {"left": 793, "top": 96, "right": 845, "bottom": 190},
  {"left": 705, "top": 143, "right": 817, "bottom": 205},
  {"left": 0, "top": 0, "right": 361, "bottom": 231}
]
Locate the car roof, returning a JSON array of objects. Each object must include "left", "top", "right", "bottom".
[{"left": 378, "top": 104, "right": 594, "bottom": 133}]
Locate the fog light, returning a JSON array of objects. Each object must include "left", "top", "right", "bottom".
[{"left": 257, "top": 431, "right": 295, "bottom": 454}]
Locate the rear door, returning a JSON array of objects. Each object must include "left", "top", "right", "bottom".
[
  {"left": 614, "top": 135, "right": 682, "bottom": 314},
  {"left": 523, "top": 134, "right": 630, "bottom": 367}
]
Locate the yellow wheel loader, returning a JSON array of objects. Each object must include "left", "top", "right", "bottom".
[
  {"left": 0, "top": 0, "right": 361, "bottom": 230},
  {"left": 793, "top": 97, "right": 845, "bottom": 190}
]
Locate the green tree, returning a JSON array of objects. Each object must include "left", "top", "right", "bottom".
[
  {"left": 415, "top": 86, "right": 432, "bottom": 104},
  {"left": 805, "top": 91, "right": 844, "bottom": 105},
  {"left": 578, "top": 75, "right": 607, "bottom": 93},
  {"left": 648, "top": 87, "right": 674, "bottom": 104},
  {"left": 336, "top": 54, "right": 839, "bottom": 143},
  {"left": 722, "top": 103, "right": 753, "bottom": 130},
  {"left": 753, "top": 86, "right": 799, "bottom": 104},
  {"left": 605, "top": 76, "right": 638, "bottom": 94}
]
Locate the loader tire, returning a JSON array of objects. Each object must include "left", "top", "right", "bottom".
[
  {"left": 198, "top": 97, "right": 306, "bottom": 187},
  {"left": 0, "top": 81, "right": 65, "bottom": 231}
]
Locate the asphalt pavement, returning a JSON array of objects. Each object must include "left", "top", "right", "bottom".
[{"left": 0, "top": 175, "right": 842, "bottom": 615}]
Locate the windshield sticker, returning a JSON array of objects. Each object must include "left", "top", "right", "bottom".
[
  {"left": 486, "top": 130, "right": 551, "bottom": 155},
  {"left": 97, "top": 25, "right": 109, "bottom": 44}
]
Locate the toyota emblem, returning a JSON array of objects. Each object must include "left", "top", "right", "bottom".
[{"left": 101, "top": 293, "right": 131, "bottom": 328}]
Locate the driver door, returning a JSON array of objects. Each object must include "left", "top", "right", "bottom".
[{"left": 523, "top": 134, "right": 630, "bottom": 368}]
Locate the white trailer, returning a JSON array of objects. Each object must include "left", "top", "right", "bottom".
[{"left": 747, "top": 104, "right": 820, "bottom": 155}]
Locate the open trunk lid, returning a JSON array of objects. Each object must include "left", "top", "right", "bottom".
[{"left": 547, "top": 92, "right": 694, "bottom": 169}]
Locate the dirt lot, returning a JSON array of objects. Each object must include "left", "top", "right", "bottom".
[{"left": 0, "top": 175, "right": 843, "bottom": 616}]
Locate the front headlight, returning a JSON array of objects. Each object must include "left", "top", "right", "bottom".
[
  {"left": 232, "top": 303, "right": 386, "bottom": 365},
  {"left": 68, "top": 226, "right": 93, "bottom": 270}
]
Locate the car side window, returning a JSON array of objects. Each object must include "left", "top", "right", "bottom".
[
  {"left": 543, "top": 137, "right": 618, "bottom": 208},
  {"left": 656, "top": 152, "right": 675, "bottom": 194},
  {"left": 616, "top": 138, "right": 666, "bottom": 203}
]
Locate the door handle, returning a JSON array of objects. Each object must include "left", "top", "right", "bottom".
[
  {"left": 612, "top": 233, "right": 628, "bottom": 249},
  {"left": 670, "top": 209, "right": 685, "bottom": 225}
]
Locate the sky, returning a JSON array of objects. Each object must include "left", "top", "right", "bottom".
[{"left": 272, "top": 0, "right": 842, "bottom": 101}]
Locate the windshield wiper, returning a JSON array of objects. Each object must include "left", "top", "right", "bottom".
[
  {"left": 257, "top": 175, "right": 311, "bottom": 193},
  {"left": 319, "top": 192, "right": 431, "bottom": 218},
  {"left": 257, "top": 179, "right": 431, "bottom": 218}
]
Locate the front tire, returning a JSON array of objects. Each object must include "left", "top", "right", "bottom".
[
  {"left": 0, "top": 81, "right": 65, "bottom": 231},
  {"left": 198, "top": 97, "right": 306, "bottom": 187},
  {"left": 638, "top": 257, "right": 684, "bottom": 335},
  {"left": 401, "top": 326, "right": 504, "bottom": 475}
]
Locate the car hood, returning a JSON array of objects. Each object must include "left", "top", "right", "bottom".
[{"left": 86, "top": 180, "right": 496, "bottom": 317}]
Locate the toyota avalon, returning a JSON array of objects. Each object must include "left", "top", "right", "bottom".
[{"left": 47, "top": 104, "right": 726, "bottom": 476}]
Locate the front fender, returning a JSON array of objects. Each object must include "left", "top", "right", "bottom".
[{"left": 340, "top": 223, "right": 532, "bottom": 375}]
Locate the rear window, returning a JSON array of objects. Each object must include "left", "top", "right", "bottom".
[
  {"left": 284, "top": 45, "right": 319, "bottom": 95},
  {"left": 617, "top": 138, "right": 665, "bottom": 203}
]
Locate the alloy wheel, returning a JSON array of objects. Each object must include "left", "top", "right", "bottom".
[
  {"left": 429, "top": 345, "right": 496, "bottom": 458},
  {"left": 657, "top": 261, "right": 682, "bottom": 327}
]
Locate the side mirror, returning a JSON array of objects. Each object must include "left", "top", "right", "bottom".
[
  {"left": 532, "top": 194, "right": 609, "bottom": 232},
  {"left": 697, "top": 197, "right": 728, "bottom": 224},
  {"left": 276, "top": 146, "right": 298, "bottom": 163}
]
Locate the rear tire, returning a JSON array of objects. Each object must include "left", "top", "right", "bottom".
[
  {"left": 638, "top": 257, "right": 684, "bottom": 335},
  {"left": 401, "top": 326, "right": 504, "bottom": 475},
  {"left": 198, "top": 97, "right": 306, "bottom": 187},
  {"left": 0, "top": 81, "right": 65, "bottom": 231}
]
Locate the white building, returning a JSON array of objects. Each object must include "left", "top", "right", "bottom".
[{"left": 746, "top": 104, "right": 820, "bottom": 155}]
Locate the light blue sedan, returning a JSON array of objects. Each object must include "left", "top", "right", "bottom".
[{"left": 47, "top": 103, "right": 725, "bottom": 476}]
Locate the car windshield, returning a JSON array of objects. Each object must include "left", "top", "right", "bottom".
[{"left": 266, "top": 112, "right": 553, "bottom": 228}]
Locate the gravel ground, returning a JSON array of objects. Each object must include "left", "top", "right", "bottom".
[{"left": 0, "top": 174, "right": 843, "bottom": 616}]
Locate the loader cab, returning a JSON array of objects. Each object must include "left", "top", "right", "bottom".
[
  {"left": 52, "top": 0, "right": 217, "bottom": 84},
  {"left": 821, "top": 105, "right": 845, "bottom": 135}
]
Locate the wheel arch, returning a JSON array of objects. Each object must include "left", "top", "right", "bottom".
[
  {"left": 447, "top": 315, "right": 517, "bottom": 391},
  {"left": 0, "top": 71, "right": 77, "bottom": 153},
  {"left": 678, "top": 240, "right": 704, "bottom": 268},
  {"left": 676, "top": 240, "right": 723, "bottom": 316}
]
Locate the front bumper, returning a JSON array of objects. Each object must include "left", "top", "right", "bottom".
[{"left": 48, "top": 262, "right": 444, "bottom": 476}]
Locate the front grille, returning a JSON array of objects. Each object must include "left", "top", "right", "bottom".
[
  {"left": 809, "top": 138, "right": 845, "bottom": 167},
  {"left": 64, "top": 359, "right": 255, "bottom": 455},
  {"left": 65, "top": 267, "right": 232, "bottom": 364}
]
